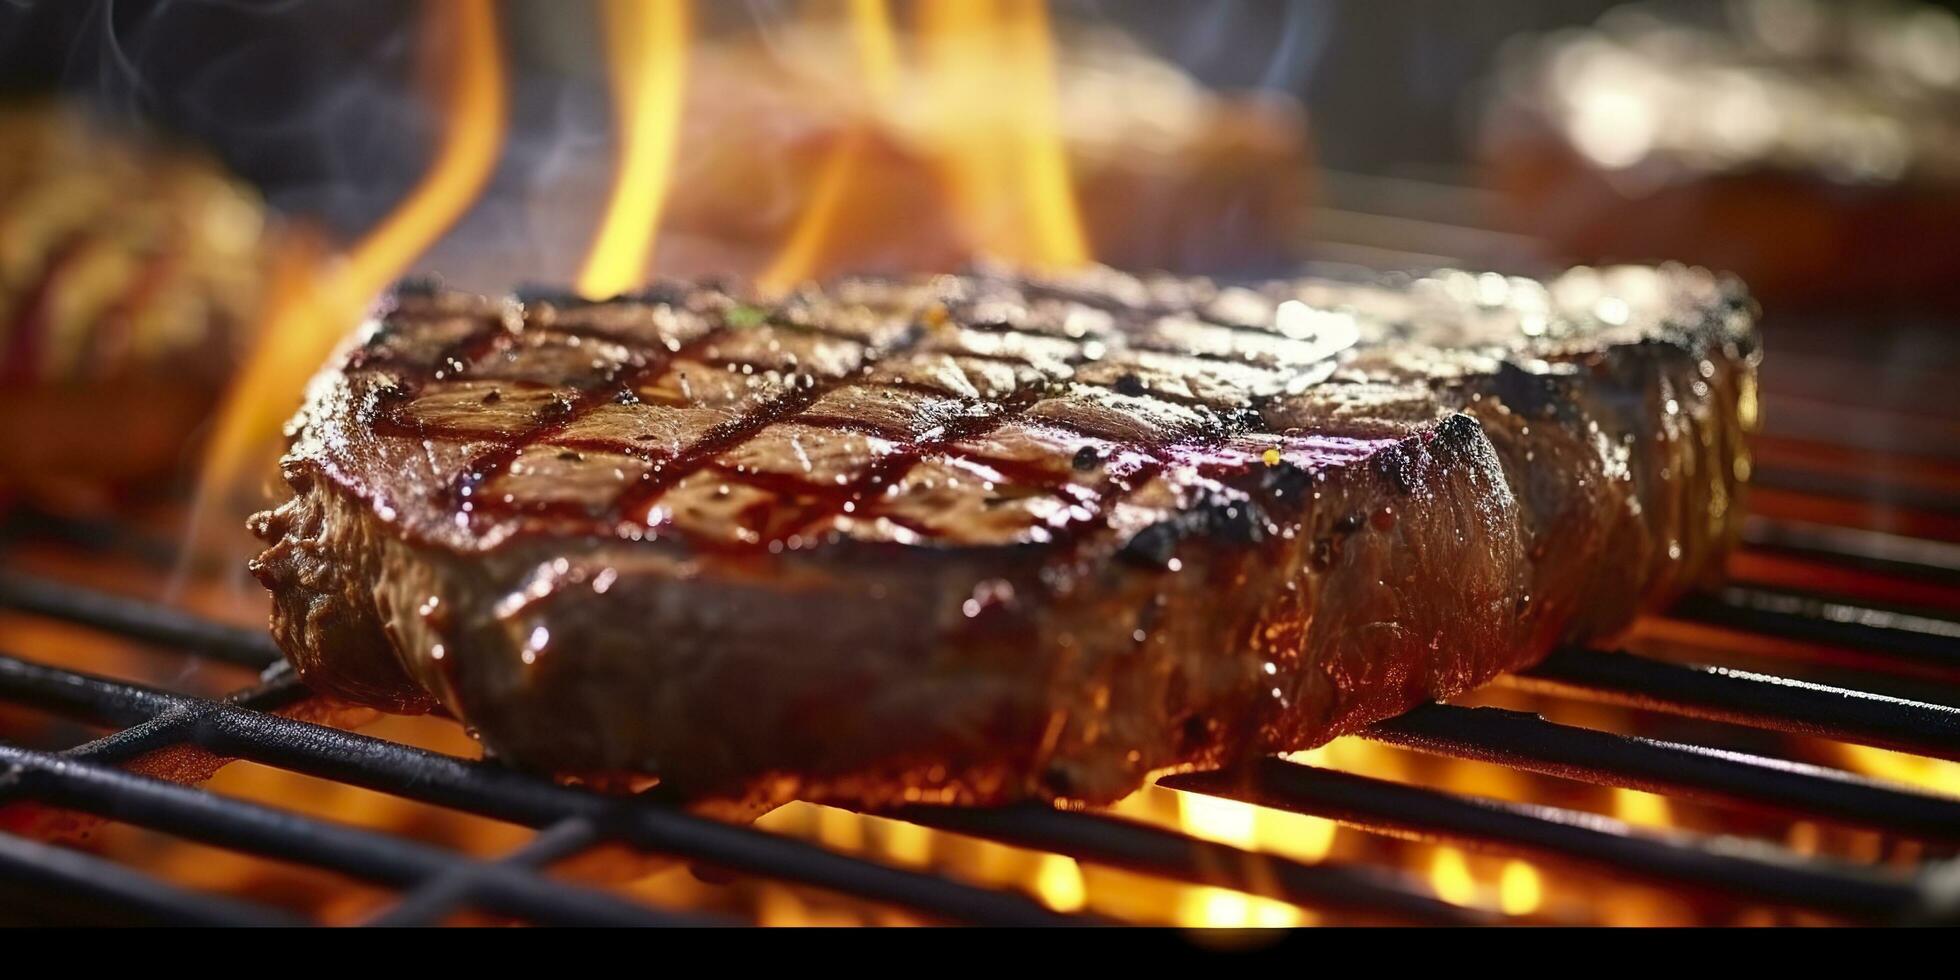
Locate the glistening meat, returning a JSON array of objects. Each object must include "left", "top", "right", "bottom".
[{"left": 250, "top": 264, "right": 1758, "bottom": 806}]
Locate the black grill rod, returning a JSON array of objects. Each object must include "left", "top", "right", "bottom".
[
  {"left": 0, "top": 654, "right": 1087, "bottom": 927},
  {"left": 1515, "top": 649, "right": 1960, "bottom": 763},
  {"left": 1368, "top": 704, "right": 1960, "bottom": 844},
  {"left": 0, "top": 508, "right": 179, "bottom": 568},
  {"left": 60, "top": 671, "right": 310, "bottom": 768},
  {"left": 875, "top": 802, "right": 1493, "bottom": 926},
  {"left": 1671, "top": 587, "right": 1960, "bottom": 674},
  {"left": 365, "top": 817, "right": 603, "bottom": 927},
  {"left": 1162, "top": 760, "right": 1927, "bottom": 924},
  {"left": 0, "top": 571, "right": 280, "bottom": 670},
  {"left": 0, "top": 742, "right": 715, "bottom": 927},
  {"left": 1741, "top": 517, "right": 1960, "bottom": 586},
  {"left": 0, "top": 827, "right": 301, "bottom": 927}
]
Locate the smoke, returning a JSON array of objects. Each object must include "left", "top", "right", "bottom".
[{"left": 1066, "top": 0, "right": 1334, "bottom": 96}]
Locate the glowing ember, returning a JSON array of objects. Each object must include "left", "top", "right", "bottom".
[
  {"left": 1498, "top": 860, "right": 1543, "bottom": 916},
  {"left": 1033, "top": 854, "right": 1087, "bottom": 912},
  {"left": 1429, "top": 846, "right": 1479, "bottom": 907},
  {"left": 1611, "top": 786, "right": 1675, "bottom": 829}
]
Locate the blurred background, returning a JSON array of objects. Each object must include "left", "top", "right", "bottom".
[{"left": 4, "top": 1, "right": 1957, "bottom": 282}]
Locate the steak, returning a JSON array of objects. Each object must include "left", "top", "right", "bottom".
[
  {"left": 0, "top": 102, "right": 268, "bottom": 507},
  {"left": 249, "top": 263, "right": 1758, "bottom": 807}
]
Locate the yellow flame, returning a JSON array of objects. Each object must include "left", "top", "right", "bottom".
[
  {"left": 1498, "top": 859, "right": 1542, "bottom": 916},
  {"left": 192, "top": 0, "right": 506, "bottom": 531},
  {"left": 1611, "top": 787, "right": 1674, "bottom": 829},
  {"left": 1032, "top": 854, "right": 1087, "bottom": 912},
  {"left": 577, "top": 0, "right": 692, "bottom": 299},
  {"left": 1429, "top": 847, "right": 1479, "bottom": 906},
  {"left": 881, "top": 817, "right": 933, "bottom": 868},
  {"left": 918, "top": 0, "right": 1089, "bottom": 269},
  {"left": 1180, "top": 886, "right": 1306, "bottom": 928},
  {"left": 1178, "top": 793, "right": 1259, "bottom": 849},
  {"left": 815, "top": 805, "right": 866, "bottom": 852},
  {"left": 1836, "top": 743, "right": 1960, "bottom": 798},
  {"left": 756, "top": 0, "right": 901, "bottom": 293}
]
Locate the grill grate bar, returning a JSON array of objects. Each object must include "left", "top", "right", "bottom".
[
  {"left": 0, "top": 571, "right": 280, "bottom": 669},
  {"left": 1516, "top": 649, "right": 1960, "bottom": 762},
  {"left": 0, "top": 825, "right": 301, "bottom": 927},
  {"left": 0, "top": 742, "right": 710, "bottom": 927},
  {"left": 1160, "top": 760, "right": 1927, "bottom": 922},
  {"left": 1740, "top": 518, "right": 1960, "bottom": 585},
  {"left": 0, "top": 653, "right": 1085, "bottom": 926},
  {"left": 1675, "top": 586, "right": 1960, "bottom": 673},
  {"left": 363, "top": 817, "right": 604, "bottom": 927},
  {"left": 1369, "top": 704, "right": 1960, "bottom": 843},
  {"left": 4, "top": 562, "right": 1957, "bottom": 924},
  {"left": 877, "top": 802, "right": 1490, "bottom": 925},
  {"left": 62, "top": 712, "right": 199, "bottom": 767}
]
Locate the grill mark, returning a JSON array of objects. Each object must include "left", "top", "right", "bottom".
[
  {"left": 86, "top": 233, "right": 182, "bottom": 378},
  {"left": 431, "top": 318, "right": 518, "bottom": 382},
  {"left": 2, "top": 233, "right": 91, "bottom": 383},
  {"left": 449, "top": 325, "right": 734, "bottom": 527},
  {"left": 779, "top": 407, "right": 1017, "bottom": 545},
  {"left": 344, "top": 279, "right": 1356, "bottom": 552},
  {"left": 609, "top": 334, "right": 912, "bottom": 525},
  {"left": 347, "top": 307, "right": 512, "bottom": 380}
]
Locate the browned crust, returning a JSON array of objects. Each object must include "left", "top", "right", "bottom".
[{"left": 251, "top": 265, "right": 1758, "bottom": 806}]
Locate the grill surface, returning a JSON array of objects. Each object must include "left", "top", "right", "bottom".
[
  {"left": 2, "top": 176, "right": 1957, "bottom": 927},
  {"left": 0, "top": 542, "right": 1955, "bottom": 925}
]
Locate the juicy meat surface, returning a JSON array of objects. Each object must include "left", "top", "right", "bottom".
[{"left": 250, "top": 264, "right": 1758, "bottom": 806}]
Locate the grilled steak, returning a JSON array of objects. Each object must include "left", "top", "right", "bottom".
[
  {"left": 0, "top": 102, "right": 267, "bottom": 506},
  {"left": 250, "top": 264, "right": 1758, "bottom": 806}
]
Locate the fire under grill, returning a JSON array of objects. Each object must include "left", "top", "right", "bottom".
[{"left": 2, "top": 174, "right": 1958, "bottom": 928}]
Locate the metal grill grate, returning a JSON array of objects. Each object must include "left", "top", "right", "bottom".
[{"left": 0, "top": 524, "right": 1956, "bottom": 926}]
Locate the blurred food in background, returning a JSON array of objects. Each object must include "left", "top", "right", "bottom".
[
  {"left": 0, "top": 102, "right": 268, "bottom": 510},
  {"left": 656, "top": 23, "right": 1311, "bottom": 280},
  {"left": 1482, "top": 0, "right": 1960, "bottom": 307}
]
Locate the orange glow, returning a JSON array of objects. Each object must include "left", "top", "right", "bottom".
[
  {"left": 1180, "top": 886, "right": 1307, "bottom": 928},
  {"left": 757, "top": 0, "right": 901, "bottom": 293},
  {"left": 1611, "top": 787, "right": 1675, "bottom": 829},
  {"left": 1498, "top": 860, "right": 1543, "bottom": 916},
  {"left": 1429, "top": 846, "right": 1479, "bottom": 906},
  {"left": 192, "top": 0, "right": 506, "bottom": 537},
  {"left": 1178, "top": 792, "right": 1258, "bottom": 848},
  {"left": 1032, "top": 854, "right": 1087, "bottom": 912},
  {"left": 577, "top": 0, "right": 692, "bottom": 299},
  {"left": 1834, "top": 743, "right": 1960, "bottom": 799},
  {"left": 918, "top": 0, "right": 1090, "bottom": 269}
]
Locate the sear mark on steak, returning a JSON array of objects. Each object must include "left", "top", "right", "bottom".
[{"left": 249, "top": 263, "right": 1759, "bottom": 807}]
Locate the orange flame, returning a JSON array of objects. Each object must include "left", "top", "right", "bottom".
[
  {"left": 576, "top": 0, "right": 693, "bottom": 299},
  {"left": 916, "top": 0, "right": 1089, "bottom": 269},
  {"left": 756, "top": 0, "right": 902, "bottom": 293},
  {"left": 192, "top": 0, "right": 506, "bottom": 528}
]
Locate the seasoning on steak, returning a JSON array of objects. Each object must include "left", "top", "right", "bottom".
[{"left": 249, "top": 263, "right": 1758, "bottom": 807}]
